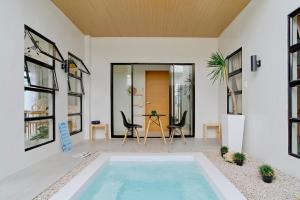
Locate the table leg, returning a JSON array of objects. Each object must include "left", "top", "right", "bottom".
[
  {"left": 89, "top": 125, "right": 92, "bottom": 141},
  {"left": 203, "top": 125, "right": 207, "bottom": 141},
  {"left": 104, "top": 124, "right": 108, "bottom": 142},
  {"left": 158, "top": 118, "right": 166, "bottom": 144},
  {"left": 218, "top": 125, "right": 221, "bottom": 143},
  {"left": 144, "top": 118, "right": 152, "bottom": 144}
]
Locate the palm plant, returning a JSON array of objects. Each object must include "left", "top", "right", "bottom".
[{"left": 207, "top": 51, "right": 238, "bottom": 114}]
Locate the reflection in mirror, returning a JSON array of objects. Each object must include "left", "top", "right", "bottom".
[
  {"left": 291, "top": 14, "right": 300, "bottom": 45},
  {"left": 25, "top": 119, "right": 53, "bottom": 149},
  {"left": 171, "top": 65, "right": 194, "bottom": 136},
  {"left": 68, "top": 115, "right": 81, "bottom": 133},
  {"left": 228, "top": 51, "right": 242, "bottom": 73},
  {"left": 24, "top": 25, "right": 64, "bottom": 62},
  {"left": 291, "top": 122, "right": 300, "bottom": 156},
  {"left": 24, "top": 90, "right": 52, "bottom": 118},
  {"left": 113, "top": 65, "right": 132, "bottom": 136},
  {"left": 68, "top": 95, "right": 81, "bottom": 114}
]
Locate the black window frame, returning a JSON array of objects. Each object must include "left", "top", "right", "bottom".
[
  {"left": 24, "top": 25, "right": 61, "bottom": 151},
  {"left": 226, "top": 48, "right": 243, "bottom": 115},
  {"left": 24, "top": 87, "right": 56, "bottom": 151},
  {"left": 24, "top": 25, "right": 64, "bottom": 63},
  {"left": 288, "top": 7, "right": 300, "bottom": 159},
  {"left": 24, "top": 55, "right": 59, "bottom": 91},
  {"left": 67, "top": 52, "right": 87, "bottom": 135},
  {"left": 68, "top": 52, "right": 90, "bottom": 75}
]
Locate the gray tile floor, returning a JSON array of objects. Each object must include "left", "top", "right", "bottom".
[{"left": 0, "top": 138, "right": 219, "bottom": 200}]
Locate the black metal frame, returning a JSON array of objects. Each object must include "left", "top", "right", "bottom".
[
  {"left": 24, "top": 87, "right": 55, "bottom": 151},
  {"left": 24, "top": 25, "right": 60, "bottom": 151},
  {"left": 288, "top": 7, "right": 300, "bottom": 158},
  {"left": 68, "top": 94, "right": 83, "bottom": 135},
  {"left": 226, "top": 48, "right": 243, "bottom": 115},
  {"left": 67, "top": 52, "right": 85, "bottom": 135},
  {"left": 110, "top": 63, "right": 195, "bottom": 138},
  {"left": 24, "top": 25, "right": 64, "bottom": 63},
  {"left": 24, "top": 55, "right": 59, "bottom": 91},
  {"left": 68, "top": 52, "right": 90, "bottom": 75}
]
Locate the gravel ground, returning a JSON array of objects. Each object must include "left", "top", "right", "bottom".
[{"left": 202, "top": 149, "right": 300, "bottom": 200}]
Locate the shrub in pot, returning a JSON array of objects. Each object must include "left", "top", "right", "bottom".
[
  {"left": 233, "top": 152, "right": 245, "bottom": 166},
  {"left": 259, "top": 165, "right": 275, "bottom": 183},
  {"left": 220, "top": 146, "right": 228, "bottom": 157}
]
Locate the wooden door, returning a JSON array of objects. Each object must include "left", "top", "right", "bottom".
[{"left": 145, "top": 71, "right": 169, "bottom": 134}]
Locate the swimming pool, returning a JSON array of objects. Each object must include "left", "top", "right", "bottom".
[{"left": 50, "top": 153, "right": 246, "bottom": 200}]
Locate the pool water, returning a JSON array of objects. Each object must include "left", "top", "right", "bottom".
[{"left": 74, "top": 161, "right": 220, "bottom": 200}]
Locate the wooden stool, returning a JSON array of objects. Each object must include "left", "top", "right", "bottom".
[
  {"left": 203, "top": 122, "right": 221, "bottom": 142},
  {"left": 89, "top": 124, "right": 109, "bottom": 141}
]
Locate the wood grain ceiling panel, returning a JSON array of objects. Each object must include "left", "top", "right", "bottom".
[{"left": 52, "top": 0, "right": 250, "bottom": 37}]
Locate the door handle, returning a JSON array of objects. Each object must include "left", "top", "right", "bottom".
[{"left": 146, "top": 101, "right": 151, "bottom": 104}]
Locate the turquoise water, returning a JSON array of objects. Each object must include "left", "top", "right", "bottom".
[{"left": 74, "top": 161, "right": 220, "bottom": 200}]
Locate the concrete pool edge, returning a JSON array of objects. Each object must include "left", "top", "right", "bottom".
[{"left": 50, "top": 153, "right": 246, "bottom": 200}]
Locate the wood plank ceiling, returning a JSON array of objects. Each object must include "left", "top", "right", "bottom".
[{"left": 52, "top": 0, "right": 250, "bottom": 37}]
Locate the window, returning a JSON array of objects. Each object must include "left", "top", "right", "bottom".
[
  {"left": 67, "top": 52, "right": 89, "bottom": 135},
  {"left": 288, "top": 8, "right": 300, "bottom": 158},
  {"left": 226, "top": 48, "right": 242, "bottom": 114},
  {"left": 24, "top": 25, "right": 62, "bottom": 151},
  {"left": 24, "top": 25, "right": 64, "bottom": 63}
]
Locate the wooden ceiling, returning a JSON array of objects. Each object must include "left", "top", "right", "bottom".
[{"left": 52, "top": 0, "right": 250, "bottom": 37}]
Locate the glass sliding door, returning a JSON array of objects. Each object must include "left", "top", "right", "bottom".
[
  {"left": 112, "top": 65, "right": 133, "bottom": 136},
  {"left": 111, "top": 63, "right": 194, "bottom": 138},
  {"left": 170, "top": 65, "right": 194, "bottom": 136}
]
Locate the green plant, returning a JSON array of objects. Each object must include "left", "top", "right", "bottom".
[
  {"left": 259, "top": 165, "right": 274, "bottom": 177},
  {"left": 220, "top": 146, "right": 228, "bottom": 157},
  {"left": 30, "top": 126, "right": 49, "bottom": 141},
  {"left": 151, "top": 110, "right": 157, "bottom": 116},
  {"left": 207, "top": 51, "right": 238, "bottom": 114},
  {"left": 233, "top": 153, "right": 246, "bottom": 166}
]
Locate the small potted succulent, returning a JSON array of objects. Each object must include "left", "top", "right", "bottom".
[
  {"left": 233, "top": 152, "right": 246, "bottom": 166},
  {"left": 220, "top": 146, "right": 228, "bottom": 157},
  {"left": 259, "top": 165, "right": 275, "bottom": 183}
]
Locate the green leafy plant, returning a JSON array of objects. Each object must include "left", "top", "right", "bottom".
[
  {"left": 259, "top": 165, "right": 274, "bottom": 177},
  {"left": 207, "top": 51, "right": 238, "bottom": 114},
  {"left": 259, "top": 165, "right": 275, "bottom": 183},
  {"left": 233, "top": 152, "right": 246, "bottom": 166},
  {"left": 220, "top": 146, "right": 228, "bottom": 157},
  {"left": 151, "top": 110, "right": 157, "bottom": 116},
  {"left": 30, "top": 126, "right": 49, "bottom": 141}
]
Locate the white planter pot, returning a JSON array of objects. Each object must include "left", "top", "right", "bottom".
[{"left": 221, "top": 114, "right": 245, "bottom": 153}]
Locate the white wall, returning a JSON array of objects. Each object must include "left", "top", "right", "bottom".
[
  {"left": 218, "top": 0, "right": 300, "bottom": 178},
  {"left": 0, "top": 0, "right": 86, "bottom": 180},
  {"left": 89, "top": 38, "right": 219, "bottom": 139}
]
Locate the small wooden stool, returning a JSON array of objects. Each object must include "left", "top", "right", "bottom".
[
  {"left": 203, "top": 122, "right": 221, "bottom": 142},
  {"left": 89, "top": 124, "right": 109, "bottom": 141}
]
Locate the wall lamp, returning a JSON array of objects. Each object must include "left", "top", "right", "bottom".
[{"left": 251, "top": 55, "right": 261, "bottom": 72}]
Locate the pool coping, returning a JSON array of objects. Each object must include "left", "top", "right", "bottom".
[{"left": 50, "top": 152, "right": 246, "bottom": 200}]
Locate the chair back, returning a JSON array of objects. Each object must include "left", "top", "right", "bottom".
[
  {"left": 177, "top": 111, "right": 188, "bottom": 127},
  {"left": 120, "top": 111, "right": 131, "bottom": 128}
]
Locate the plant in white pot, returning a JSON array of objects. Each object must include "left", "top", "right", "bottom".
[{"left": 207, "top": 51, "right": 245, "bottom": 152}]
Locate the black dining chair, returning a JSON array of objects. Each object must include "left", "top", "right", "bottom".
[
  {"left": 167, "top": 111, "right": 187, "bottom": 144},
  {"left": 120, "top": 111, "right": 142, "bottom": 144}
]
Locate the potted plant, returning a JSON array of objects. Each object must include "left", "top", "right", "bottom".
[
  {"left": 233, "top": 152, "right": 246, "bottom": 166},
  {"left": 207, "top": 51, "right": 245, "bottom": 152},
  {"left": 220, "top": 146, "right": 228, "bottom": 157},
  {"left": 151, "top": 110, "right": 157, "bottom": 116},
  {"left": 259, "top": 165, "right": 275, "bottom": 183}
]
